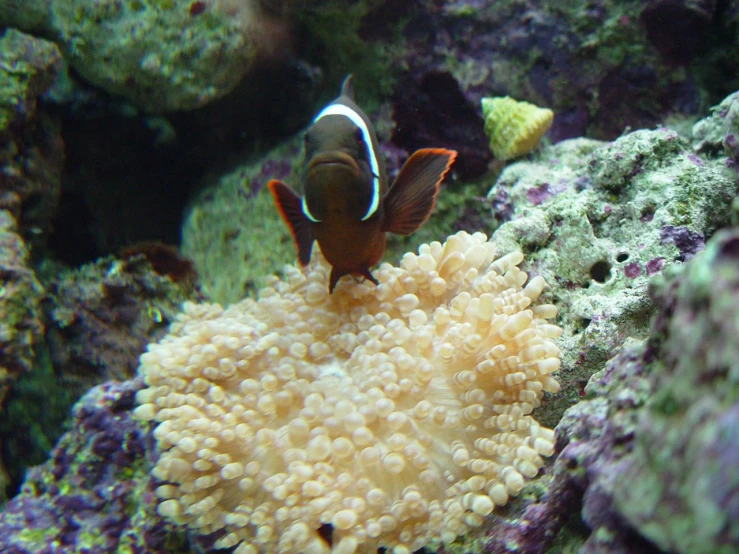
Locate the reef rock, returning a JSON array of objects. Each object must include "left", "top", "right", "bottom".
[
  {"left": 0, "top": 29, "right": 64, "bottom": 245},
  {"left": 0, "top": 214, "right": 44, "bottom": 394},
  {"left": 43, "top": 252, "right": 200, "bottom": 388},
  {"left": 693, "top": 90, "right": 739, "bottom": 167},
  {"left": 0, "top": 1, "right": 265, "bottom": 112},
  {"left": 384, "top": 1, "right": 738, "bottom": 143},
  {"left": 551, "top": 226, "right": 739, "bottom": 554},
  {"left": 0, "top": 249, "right": 201, "bottom": 498},
  {"left": 486, "top": 117, "right": 738, "bottom": 427},
  {"left": 0, "top": 211, "right": 45, "bottom": 500},
  {"left": 0, "top": 379, "right": 217, "bottom": 553},
  {"left": 611, "top": 227, "right": 739, "bottom": 553}
]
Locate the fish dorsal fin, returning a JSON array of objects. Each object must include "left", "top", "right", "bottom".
[
  {"left": 340, "top": 75, "right": 355, "bottom": 100},
  {"left": 383, "top": 148, "right": 457, "bottom": 236},
  {"left": 267, "top": 179, "right": 315, "bottom": 265}
]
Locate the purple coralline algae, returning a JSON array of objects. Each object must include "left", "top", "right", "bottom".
[
  {"left": 0, "top": 379, "right": 219, "bottom": 553},
  {"left": 552, "top": 226, "right": 739, "bottom": 554},
  {"left": 659, "top": 225, "right": 705, "bottom": 261},
  {"left": 623, "top": 261, "right": 641, "bottom": 278},
  {"left": 524, "top": 182, "right": 554, "bottom": 205},
  {"left": 693, "top": 91, "right": 739, "bottom": 169},
  {"left": 645, "top": 257, "right": 665, "bottom": 276},
  {"left": 486, "top": 100, "right": 738, "bottom": 427}
]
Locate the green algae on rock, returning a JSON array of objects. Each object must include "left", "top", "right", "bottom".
[
  {"left": 0, "top": 210, "right": 45, "bottom": 501},
  {"left": 613, "top": 227, "right": 739, "bottom": 554},
  {"left": 549, "top": 226, "right": 739, "bottom": 554},
  {"left": 1, "top": 0, "right": 260, "bottom": 112},
  {"left": 693, "top": 91, "right": 739, "bottom": 169},
  {"left": 486, "top": 121, "right": 738, "bottom": 428},
  {"left": 0, "top": 250, "right": 200, "bottom": 499},
  {"left": 0, "top": 29, "right": 64, "bottom": 244},
  {"left": 181, "top": 137, "right": 303, "bottom": 304}
]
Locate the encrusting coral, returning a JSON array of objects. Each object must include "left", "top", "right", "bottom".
[
  {"left": 134, "top": 231, "right": 562, "bottom": 554},
  {"left": 481, "top": 96, "right": 554, "bottom": 161}
]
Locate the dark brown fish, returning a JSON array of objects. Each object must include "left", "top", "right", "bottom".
[{"left": 268, "top": 76, "right": 457, "bottom": 292}]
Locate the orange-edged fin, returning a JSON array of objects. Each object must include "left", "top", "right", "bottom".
[
  {"left": 267, "top": 179, "right": 314, "bottom": 266},
  {"left": 382, "top": 148, "right": 457, "bottom": 235}
]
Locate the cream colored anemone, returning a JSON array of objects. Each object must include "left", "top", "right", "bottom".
[{"left": 134, "top": 231, "right": 561, "bottom": 554}]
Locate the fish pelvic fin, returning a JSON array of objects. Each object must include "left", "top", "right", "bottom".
[
  {"left": 267, "top": 179, "right": 314, "bottom": 265},
  {"left": 328, "top": 266, "right": 348, "bottom": 293},
  {"left": 328, "top": 265, "right": 379, "bottom": 294},
  {"left": 382, "top": 148, "right": 457, "bottom": 236}
]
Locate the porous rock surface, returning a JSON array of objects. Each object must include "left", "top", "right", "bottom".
[{"left": 487, "top": 114, "right": 737, "bottom": 427}]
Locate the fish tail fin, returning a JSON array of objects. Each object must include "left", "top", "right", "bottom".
[
  {"left": 267, "top": 179, "right": 314, "bottom": 265},
  {"left": 382, "top": 148, "right": 457, "bottom": 235}
]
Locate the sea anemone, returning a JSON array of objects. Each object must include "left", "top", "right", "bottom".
[{"left": 134, "top": 231, "right": 562, "bottom": 554}]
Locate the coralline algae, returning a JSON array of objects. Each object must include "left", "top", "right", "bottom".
[
  {"left": 613, "top": 228, "right": 739, "bottom": 553},
  {"left": 552, "top": 227, "right": 739, "bottom": 554},
  {"left": 0, "top": 379, "right": 221, "bottom": 553},
  {"left": 486, "top": 116, "right": 738, "bottom": 428}
]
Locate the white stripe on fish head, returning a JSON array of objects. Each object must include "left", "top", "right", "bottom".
[
  {"left": 312, "top": 103, "right": 381, "bottom": 221},
  {"left": 301, "top": 196, "right": 321, "bottom": 222}
]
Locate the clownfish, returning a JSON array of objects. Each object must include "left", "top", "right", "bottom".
[{"left": 268, "top": 76, "right": 457, "bottom": 293}]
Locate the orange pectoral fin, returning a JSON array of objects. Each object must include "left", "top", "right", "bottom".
[
  {"left": 382, "top": 148, "right": 457, "bottom": 235},
  {"left": 267, "top": 179, "right": 314, "bottom": 265}
]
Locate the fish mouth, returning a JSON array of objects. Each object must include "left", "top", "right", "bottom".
[{"left": 307, "top": 152, "right": 360, "bottom": 176}]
